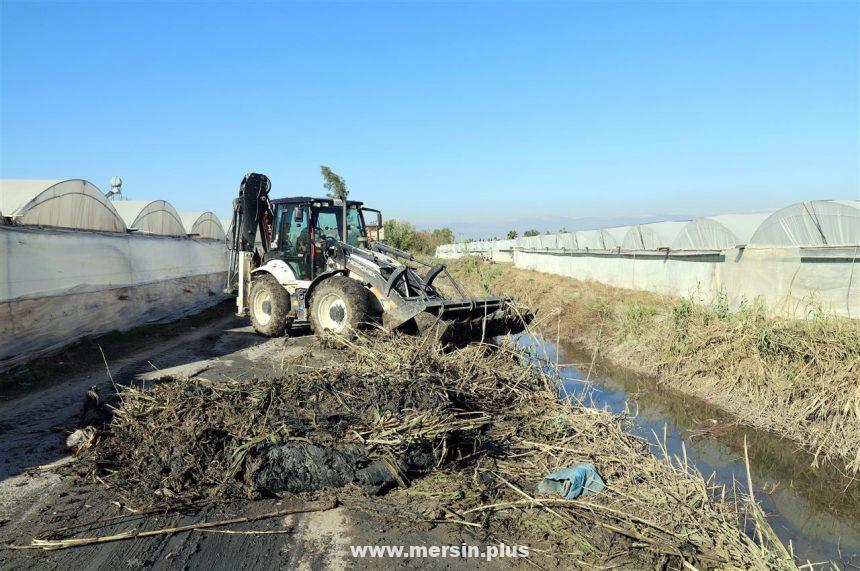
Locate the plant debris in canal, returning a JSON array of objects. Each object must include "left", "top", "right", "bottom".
[{"left": 77, "top": 333, "right": 791, "bottom": 568}]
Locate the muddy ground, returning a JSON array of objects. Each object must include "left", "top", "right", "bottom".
[{"left": 0, "top": 303, "right": 516, "bottom": 570}]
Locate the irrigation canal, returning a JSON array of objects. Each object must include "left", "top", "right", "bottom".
[{"left": 517, "top": 334, "right": 860, "bottom": 567}]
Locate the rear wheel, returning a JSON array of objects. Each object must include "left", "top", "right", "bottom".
[
  {"left": 249, "top": 275, "right": 291, "bottom": 337},
  {"left": 309, "top": 276, "right": 373, "bottom": 336}
]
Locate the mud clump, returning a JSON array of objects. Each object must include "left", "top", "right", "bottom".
[
  {"left": 250, "top": 443, "right": 391, "bottom": 495},
  {"left": 80, "top": 333, "right": 792, "bottom": 569}
]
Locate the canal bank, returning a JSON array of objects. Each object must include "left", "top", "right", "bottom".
[
  {"left": 517, "top": 333, "right": 860, "bottom": 567},
  {"left": 448, "top": 259, "right": 860, "bottom": 475}
]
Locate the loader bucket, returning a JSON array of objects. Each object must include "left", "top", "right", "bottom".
[{"left": 409, "top": 296, "right": 532, "bottom": 343}]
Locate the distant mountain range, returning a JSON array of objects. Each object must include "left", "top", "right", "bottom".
[{"left": 435, "top": 212, "right": 700, "bottom": 241}]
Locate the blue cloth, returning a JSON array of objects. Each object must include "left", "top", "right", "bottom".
[{"left": 537, "top": 463, "right": 605, "bottom": 500}]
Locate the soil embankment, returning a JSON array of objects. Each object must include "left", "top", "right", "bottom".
[{"left": 448, "top": 258, "right": 860, "bottom": 474}]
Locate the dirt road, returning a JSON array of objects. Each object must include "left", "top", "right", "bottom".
[{"left": 0, "top": 305, "right": 501, "bottom": 570}]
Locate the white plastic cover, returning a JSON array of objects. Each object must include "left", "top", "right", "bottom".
[
  {"left": 672, "top": 213, "right": 772, "bottom": 250},
  {"left": 558, "top": 233, "right": 578, "bottom": 250},
  {"left": 180, "top": 211, "right": 226, "bottom": 240},
  {"left": 513, "top": 246, "right": 858, "bottom": 319},
  {"left": 603, "top": 226, "right": 631, "bottom": 249},
  {"left": 0, "top": 179, "right": 127, "bottom": 232},
  {"left": 538, "top": 234, "right": 558, "bottom": 249},
  {"left": 114, "top": 200, "right": 186, "bottom": 236},
  {"left": 750, "top": 200, "right": 860, "bottom": 246},
  {"left": 574, "top": 229, "right": 612, "bottom": 249},
  {"left": 622, "top": 221, "right": 689, "bottom": 250},
  {"left": 0, "top": 225, "right": 228, "bottom": 367}
]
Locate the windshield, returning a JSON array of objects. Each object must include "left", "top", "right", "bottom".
[{"left": 312, "top": 206, "right": 365, "bottom": 246}]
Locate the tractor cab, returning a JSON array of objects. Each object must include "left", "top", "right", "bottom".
[{"left": 266, "top": 197, "right": 382, "bottom": 280}]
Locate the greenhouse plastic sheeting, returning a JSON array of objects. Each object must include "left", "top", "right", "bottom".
[
  {"left": 513, "top": 247, "right": 858, "bottom": 318},
  {"left": 750, "top": 200, "right": 860, "bottom": 247},
  {"left": 0, "top": 225, "right": 228, "bottom": 369},
  {"left": 181, "top": 211, "right": 227, "bottom": 240},
  {"left": 114, "top": 200, "right": 187, "bottom": 236},
  {"left": 672, "top": 213, "right": 771, "bottom": 250},
  {"left": 574, "top": 229, "right": 612, "bottom": 250},
  {"left": 537, "top": 234, "right": 558, "bottom": 249},
  {"left": 558, "top": 233, "right": 578, "bottom": 250},
  {"left": 603, "top": 226, "right": 630, "bottom": 249},
  {"left": 622, "top": 221, "right": 689, "bottom": 250},
  {"left": 0, "top": 179, "right": 127, "bottom": 233}
]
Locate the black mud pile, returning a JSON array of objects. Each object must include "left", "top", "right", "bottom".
[
  {"left": 84, "top": 339, "right": 487, "bottom": 504},
  {"left": 82, "top": 334, "right": 791, "bottom": 569}
]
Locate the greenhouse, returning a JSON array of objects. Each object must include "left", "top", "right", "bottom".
[
  {"left": 0, "top": 179, "right": 127, "bottom": 232},
  {"left": 113, "top": 200, "right": 186, "bottom": 237},
  {"left": 573, "top": 229, "right": 616, "bottom": 250},
  {"left": 749, "top": 200, "right": 860, "bottom": 247},
  {"left": 621, "top": 221, "right": 689, "bottom": 250},
  {"left": 180, "top": 211, "right": 226, "bottom": 240},
  {"left": 671, "top": 213, "right": 772, "bottom": 250},
  {"left": 558, "top": 233, "right": 577, "bottom": 250},
  {"left": 537, "top": 234, "right": 558, "bottom": 249},
  {"left": 436, "top": 197, "right": 859, "bottom": 317},
  {"left": 603, "top": 226, "right": 631, "bottom": 249}
]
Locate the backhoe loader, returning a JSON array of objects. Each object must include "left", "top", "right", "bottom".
[{"left": 226, "top": 173, "right": 529, "bottom": 341}]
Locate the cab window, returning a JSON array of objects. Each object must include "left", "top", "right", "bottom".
[
  {"left": 346, "top": 207, "right": 365, "bottom": 246},
  {"left": 314, "top": 209, "right": 341, "bottom": 241},
  {"left": 282, "top": 206, "right": 310, "bottom": 254}
]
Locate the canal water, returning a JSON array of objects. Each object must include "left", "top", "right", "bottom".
[{"left": 515, "top": 334, "right": 860, "bottom": 567}]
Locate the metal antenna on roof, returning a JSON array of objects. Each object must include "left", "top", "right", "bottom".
[{"left": 106, "top": 176, "right": 123, "bottom": 200}]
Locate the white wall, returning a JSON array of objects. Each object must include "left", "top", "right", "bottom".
[
  {"left": 512, "top": 247, "right": 859, "bottom": 318},
  {"left": 1, "top": 225, "right": 228, "bottom": 369}
]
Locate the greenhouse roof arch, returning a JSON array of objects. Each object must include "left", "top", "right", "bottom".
[
  {"left": 671, "top": 213, "right": 772, "bottom": 250},
  {"left": 573, "top": 228, "right": 617, "bottom": 249},
  {"left": 749, "top": 200, "right": 860, "bottom": 247},
  {"left": 604, "top": 226, "right": 632, "bottom": 249},
  {"left": 0, "top": 179, "right": 127, "bottom": 232},
  {"left": 180, "top": 211, "right": 226, "bottom": 240},
  {"left": 557, "top": 232, "right": 578, "bottom": 250},
  {"left": 622, "top": 221, "right": 689, "bottom": 250},
  {"left": 113, "top": 200, "right": 186, "bottom": 236}
]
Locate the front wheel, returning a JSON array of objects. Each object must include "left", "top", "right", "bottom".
[
  {"left": 309, "top": 276, "right": 374, "bottom": 336},
  {"left": 249, "top": 275, "right": 291, "bottom": 337}
]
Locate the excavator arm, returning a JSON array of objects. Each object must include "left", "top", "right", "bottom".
[{"left": 226, "top": 173, "right": 272, "bottom": 293}]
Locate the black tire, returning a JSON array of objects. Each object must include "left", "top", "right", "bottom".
[
  {"left": 249, "top": 275, "right": 291, "bottom": 337},
  {"left": 309, "top": 276, "right": 374, "bottom": 336}
]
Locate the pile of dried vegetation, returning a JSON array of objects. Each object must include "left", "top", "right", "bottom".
[
  {"left": 79, "top": 332, "right": 790, "bottom": 568},
  {"left": 448, "top": 256, "right": 860, "bottom": 473}
]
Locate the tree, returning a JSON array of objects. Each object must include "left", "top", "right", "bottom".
[
  {"left": 559, "top": 227, "right": 569, "bottom": 233},
  {"left": 523, "top": 229, "right": 540, "bottom": 237},
  {"left": 430, "top": 227, "right": 454, "bottom": 246},
  {"left": 380, "top": 221, "right": 457, "bottom": 256},
  {"left": 320, "top": 166, "right": 348, "bottom": 241},
  {"left": 414, "top": 230, "right": 433, "bottom": 255},
  {"left": 384, "top": 219, "right": 418, "bottom": 251},
  {"left": 507, "top": 230, "right": 518, "bottom": 240}
]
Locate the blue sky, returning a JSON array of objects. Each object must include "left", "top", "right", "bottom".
[{"left": 1, "top": 1, "right": 857, "bottom": 234}]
